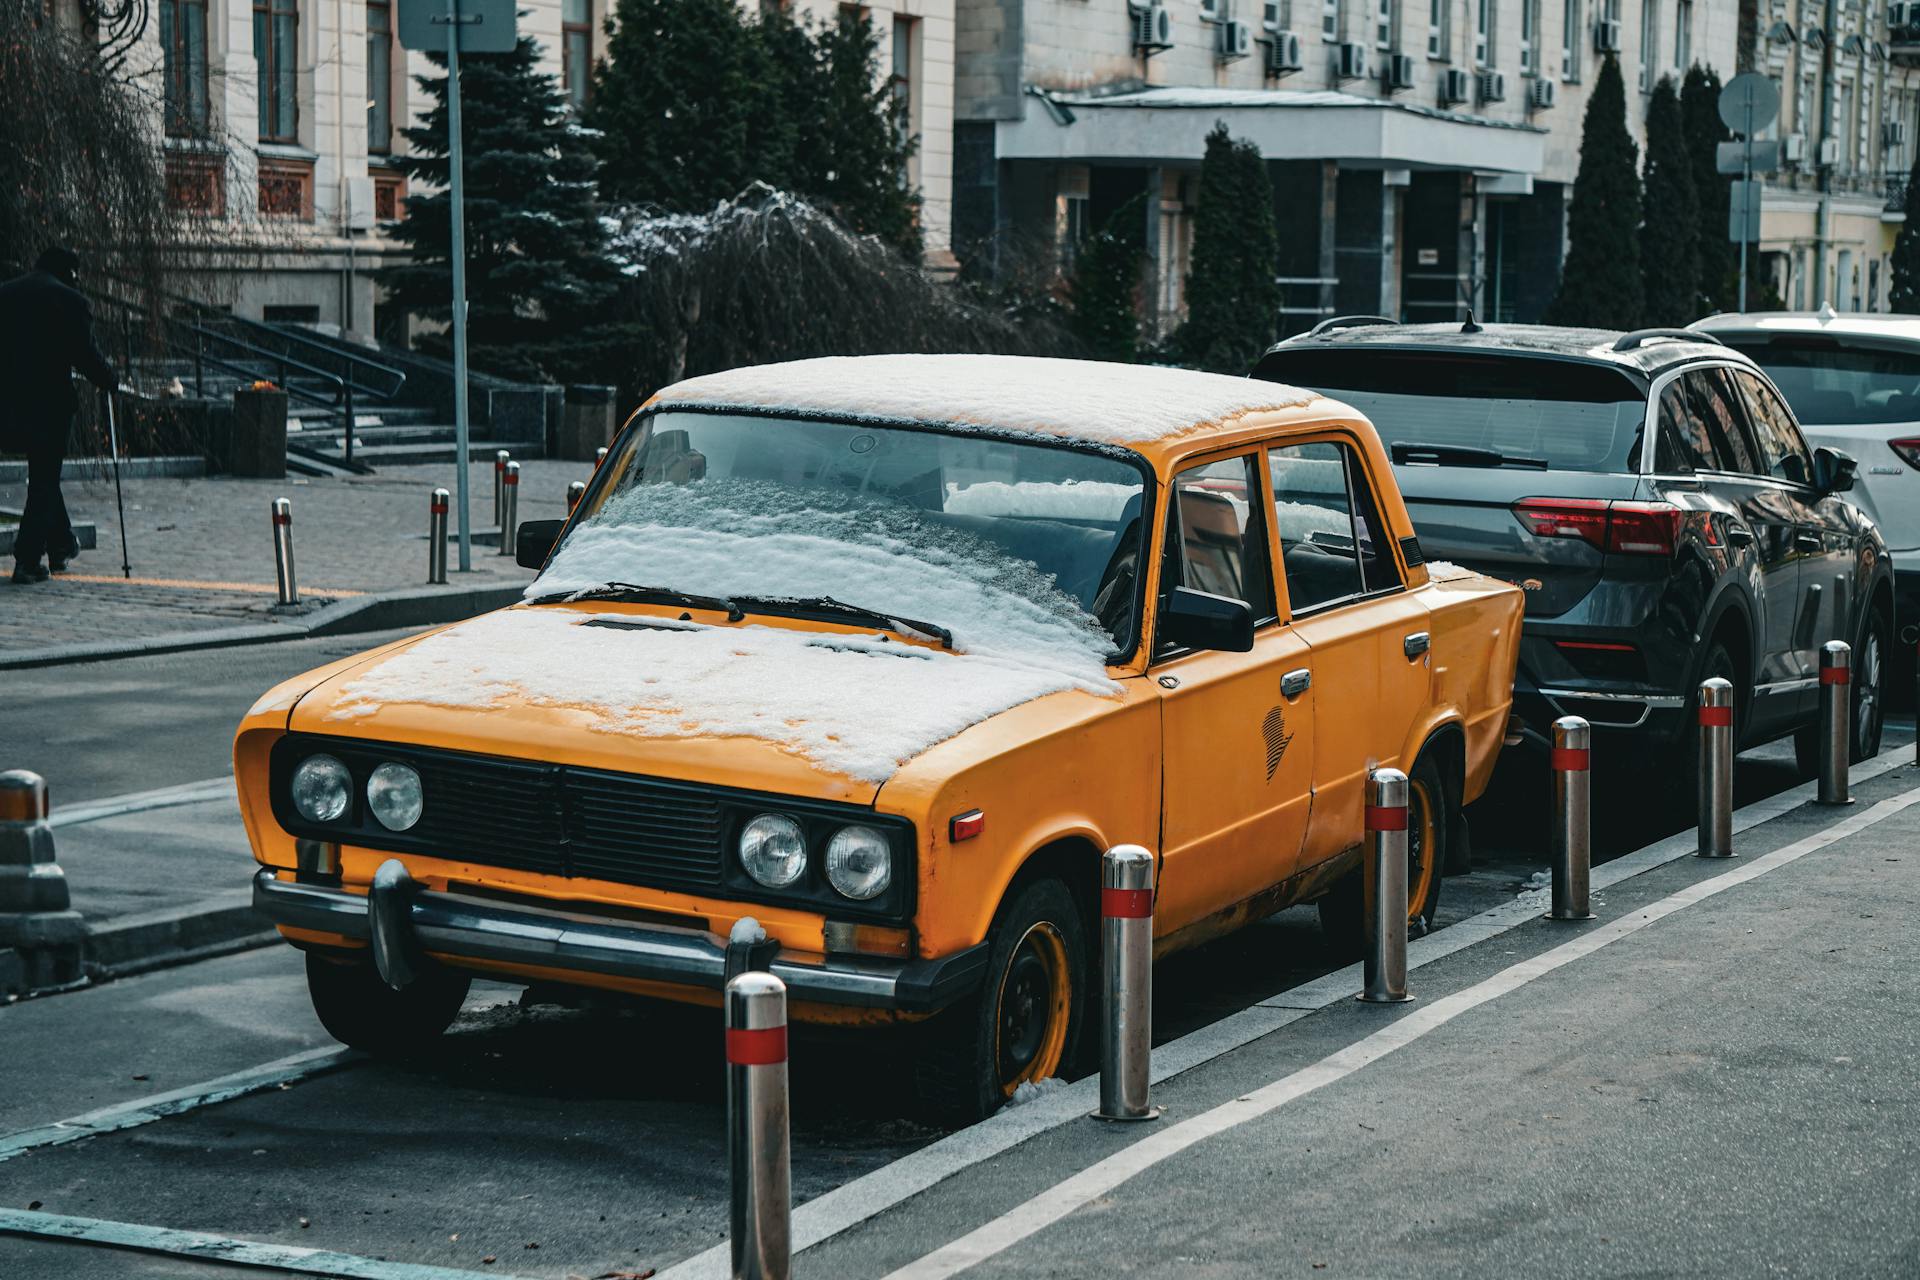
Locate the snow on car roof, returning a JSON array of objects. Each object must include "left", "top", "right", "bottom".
[
  {"left": 1693, "top": 311, "right": 1920, "bottom": 342},
  {"left": 648, "top": 354, "right": 1321, "bottom": 447}
]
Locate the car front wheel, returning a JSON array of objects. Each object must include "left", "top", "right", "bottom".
[
  {"left": 1317, "top": 752, "right": 1450, "bottom": 949},
  {"left": 305, "top": 952, "right": 470, "bottom": 1057}
]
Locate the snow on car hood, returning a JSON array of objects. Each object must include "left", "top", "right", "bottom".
[{"left": 321, "top": 607, "right": 1117, "bottom": 786}]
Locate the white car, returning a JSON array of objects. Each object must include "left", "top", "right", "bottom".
[{"left": 1692, "top": 310, "right": 1919, "bottom": 653}]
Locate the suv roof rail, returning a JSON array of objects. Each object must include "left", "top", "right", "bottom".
[
  {"left": 1305, "top": 314, "right": 1400, "bottom": 337},
  {"left": 1613, "top": 327, "right": 1725, "bottom": 352}
]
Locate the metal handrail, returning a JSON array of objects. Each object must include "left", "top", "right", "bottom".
[{"left": 186, "top": 304, "right": 408, "bottom": 400}]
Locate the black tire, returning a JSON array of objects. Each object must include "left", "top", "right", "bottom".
[
  {"left": 1792, "top": 608, "right": 1889, "bottom": 772},
  {"left": 305, "top": 952, "right": 470, "bottom": 1057},
  {"left": 914, "top": 877, "right": 1087, "bottom": 1124},
  {"left": 1317, "top": 752, "right": 1450, "bottom": 950}
]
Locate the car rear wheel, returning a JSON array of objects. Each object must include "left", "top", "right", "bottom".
[
  {"left": 304, "top": 952, "right": 470, "bottom": 1057},
  {"left": 915, "top": 877, "right": 1086, "bottom": 1124},
  {"left": 1317, "top": 753, "right": 1449, "bottom": 950}
]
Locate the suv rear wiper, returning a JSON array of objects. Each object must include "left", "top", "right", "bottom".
[
  {"left": 732, "top": 595, "right": 954, "bottom": 649},
  {"left": 528, "top": 581, "right": 745, "bottom": 621},
  {"left": 1390, "top": 441, "right": 1550, "bottom": 470}
]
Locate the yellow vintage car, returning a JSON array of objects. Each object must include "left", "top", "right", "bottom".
[{"left": 236, "top": 354, "right": 1522, "bottom": 1118}]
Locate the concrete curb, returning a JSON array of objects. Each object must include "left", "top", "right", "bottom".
[
  {"left": 0, "top": 581, "right": 527, "bottom": 671},
  {"left": 0, "top": 455, "right": 206, "bottom": 484},
  {"left": 81, "top": 893, "right": 276, "bottom": 982}
]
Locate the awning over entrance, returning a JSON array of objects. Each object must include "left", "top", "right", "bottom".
[{"left": 1000, "top": 86, "right": 1547, "bottom": 175}]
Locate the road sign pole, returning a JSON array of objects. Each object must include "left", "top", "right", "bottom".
[
  {"left": 1739, "top": 96, "right": 1751, "bottom": 313},
  {"left": 446, "top": 0, "right": 473, "bottom": 572}
]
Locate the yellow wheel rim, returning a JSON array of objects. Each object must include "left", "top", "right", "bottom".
[
  {"left": 1406, "top": 779, "right": 1439, "bottom": 925},
  {"left": 993, "top": 920, "right": 1072, "bottom": 1098}
]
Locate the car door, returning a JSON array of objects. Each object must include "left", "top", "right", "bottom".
[
  {"left": 1679, "top": 367, "right": 1809, "bottom": 724},
  {"left": 1154, "top": 451, "right": 1316, "bottom": 934},
  {"left": 1267, "top": 439, "right": 1431, "bottom": 870}
]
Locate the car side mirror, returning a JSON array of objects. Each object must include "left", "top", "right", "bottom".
[
  {"left": 1811, "top": 445, "right": 1857, "bottom": 494},
  {"left": 515, "top": 519, "right": 564, "bottom": 570},
  {"left": 1159, "top": 586, "right": 1255, "bottom": 653}
]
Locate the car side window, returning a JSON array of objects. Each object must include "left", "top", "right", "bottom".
[
  {"left": 1682, "top": 368, "right": 1762, "bottom": 474},
  {"left": 1268, "top": 441, "right": 1400, "bottom": 614},
  {"left": 1161, "top": 454, "right": 1275, "bottom": 625},
  {"left": 1731, "top": 370, "right": 1813, "bottom": 486},
  {"left": 1656, "top": 382, "right": 1708, "bottom": 472}
]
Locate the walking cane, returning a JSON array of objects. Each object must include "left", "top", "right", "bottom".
[{"left": 103, "top": 388, "right": 130, "bottom": 578}]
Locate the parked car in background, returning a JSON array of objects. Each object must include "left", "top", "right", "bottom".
[
  {"left": 236, "top": 355, "right": 1523, "bottom": 1120},
  {"left": 1690, "top": 310, "right": 1918, "bottom": 663},
  {"left": 1253, "top": 320, "right": 1895, "bottom": 779}
]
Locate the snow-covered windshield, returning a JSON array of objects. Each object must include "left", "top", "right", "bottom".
[{"left": 534, "top": 411, "right": 1151, "bottom": 657}]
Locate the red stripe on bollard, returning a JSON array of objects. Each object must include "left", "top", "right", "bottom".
[
  {"left": 1101, "top": 887, "right": 1152, "bottom": 919},
  {"left": 1819, "top": 666, "right": 1850, "bottom": 685},
  {"left": 1551, "top": 747, "right": 1590, "bottom": 772},
  {"left": 1365, "top": 804, "right": 1408, "bottom": 832},
  {"left": 504, "top": 471, "right": 519, "bottom": 486},
  {"left": 271, "top": 513, "right": 291, "bottom": 526},
  {"left": 1698, "top": 705, "right": 1733, "bottom": 727},
  {"left": 726, "top": 1025, "right": 787, "bottom": 1066},
  {"left": 431, "top": 501, "right": 448, "bottom": 514}
]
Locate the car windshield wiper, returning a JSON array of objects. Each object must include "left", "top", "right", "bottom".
[
  {"left": 527, "top": 582, "right": 745, "bottom": 621},
  {"left": 1390, "top": 441, "right": 1551, "bottom": 470},
  {"left": 732, "top": 595, "right": 954, "bottom": 649}
]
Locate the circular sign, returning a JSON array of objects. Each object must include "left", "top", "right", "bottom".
[{"left": 1719, "top": 72, "right": 1781, "bottom": 135}]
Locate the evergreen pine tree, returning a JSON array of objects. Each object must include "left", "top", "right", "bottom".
[
  {"left": 1639, "top": 76, "right": 1700, "bottom": 326},
  {"left": 809, "top": 10, "right": 921, "bottom": 256},
  {"left": 384, "top": 36, "right": 616, "bottom": 382},
  {"left": 1178, "top": 124, "right": 1280, "bottom": 373},
  {"left": 1681, "top": 64, "right": 1736, "bottom": 314},
  {"left": 1069, "top": 194, "right": 1147, "bottom": 363},
  {"left": 1545, "top": 54, "right": 1644, "bottom": 329},
  {"left": 1890, "top": 151, "right": 1920, "bottom": 313}
]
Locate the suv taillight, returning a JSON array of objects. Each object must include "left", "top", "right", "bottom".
[
  {"left": 1512, "top": 498, "right": 1683, "bottom": 556},
  {"left": 1891, "top": 437, "right": 1920, "bottom": 470}
]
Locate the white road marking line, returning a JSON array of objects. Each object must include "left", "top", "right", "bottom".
[
  {"left": 882, "top": 787, "right": 1920, "bottom": 1280},
  {"left": 0, "top": 1046, "right": 357, "bottom": 1163},
  {"left": 655, "top": 744, "right": 1916, "bottom": 1280},
  {"left": 48, "top": 776, "right": 235, "bottom": 829},
  {"left": 0, "top": 1207, "right": 524, "bottom": 1280}
]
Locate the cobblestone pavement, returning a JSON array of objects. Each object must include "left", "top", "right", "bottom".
[{"left": 0, "top": 459, "right": 588, "bottom": 655}]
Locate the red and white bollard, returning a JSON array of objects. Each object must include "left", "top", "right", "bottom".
[
  {"left": 1097, "top": 844, "right": 1157, "bottom": 1121},
  {"left": 1697, "top": 677, "right": 1734, "bottom": 858},
  {"left": 1360, "top": 768, "right": 1413, "bottom": 1004},
  {"left": 595, "top": 445, "right": 608, "bottom": 470},
  {"left": 270, "top": 497, "right": 298, "bottom": 605},
  {"left": 492, "top": 449, "right": 511, "bottom": 526},
  {"left": 427, "top": 488, "right": 449, "bottom": 585},
  {"left": 1818, "top": 641, "right": 1851, "bottom": 806},
  {"left": 726, "top": 971, "right": 791, "bottom": 1280},
  {"left": 567, "top": 479, "right": 586, "bottom": 513},
  {"left": 1549, "top": 716, "right": 1594, "bottom": 921},
  {"left": 497, "top": 461, "right": 520, "bottom": 558}
]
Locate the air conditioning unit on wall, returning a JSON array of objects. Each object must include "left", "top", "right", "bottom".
[
  {"left": 1478, "top": 69, "right": 1507, "bottom": 103},
  {"left": 1336, "top": 40, "right": 1368, "bottom": 81},
  {"left": 1528, "top": 77, "right": 1557, "bottom": 110},
  {"left": 1595, "top": 18, "right": 1623, "bottom": 51},
  {"left": 1266, "top": 29, "right": 1304, "bottom": 74},
  {"left": 1132, "top": 2, "right": 1174, "bottom": 52},
  {"left": 1218, "top": 19, "right": 1253, "bottom": 60},
  {"left": 1440, "top": 67, "right": 1472, "bottom": 106},
  {"left": 1784, "top": 132, "right": 1807, "bottom": 162},
  {"left": 1818, "top": 136, "right": 1840, "bottom": 165},
  {"left": 1383, "top": 52, "right": 1416, "bottom": 91}
]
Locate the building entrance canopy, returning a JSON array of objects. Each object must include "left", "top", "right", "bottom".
[{"left": 1002, "top": 87, "right": 1546, "bottom": 174}]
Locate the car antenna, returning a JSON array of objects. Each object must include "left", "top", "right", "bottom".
[{"left": 1460, "top": 310, "right": 1484, "bottom": 334}]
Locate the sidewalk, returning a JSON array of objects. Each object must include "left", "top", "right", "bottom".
[{"left": 0, "top": 459, "right": 588, "bottom": 660}]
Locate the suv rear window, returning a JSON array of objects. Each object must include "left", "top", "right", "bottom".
[
  {"left": 1717, "top": 337, "right": 1920, "bottom": 426},
  {"left": 1257, "top": 350, "right": 1648, "bottom": 473}
]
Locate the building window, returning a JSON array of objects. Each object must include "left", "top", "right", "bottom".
[
  {"left": 1638, "top": 0, "right": 1657, "bottom": 91},
  {"left": 254, "top": 0, "right": 298, "bottom": 142},
  {"left": 562, "top": 0, "right": 591, "bottom": 111},
  {"left": 367, "top": 0, "right": 392, "bottom": 153},
  {"left": 1474, "top": 0, "right": 1490, "bottom": 66},
  {"left": 1519, "top": 0, "right": 1537, "bottom": 73},
  {"left": 160, "top": 0, "right": 210, "bottom": 138},
  {"left": 1427, "top": 0, "right": 1448, "bottom": 58},
  {"left": 372, "top": 173, "right": 406, "bottom": 221},
  {"left": 890, "top": 14, "right": 914, "bottom": 141},
  {"left": 1375, "top": 0, "right": 1392, "bottom": 49},
  {"left": 1323, "top": 0, "right": 1337, "bottom": 40},
  {"left": 1673, "top": 0, "right": 1690, "bottom": 69},
  {"left": 258, "top": 158, "right": 313, "bottom": 218},
  {"left": 1561, "top": 0, "right": 1580, "bottom": 79}
]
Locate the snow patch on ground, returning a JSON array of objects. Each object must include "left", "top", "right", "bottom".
[
  {"left": 1520, "top": 870, "right": 1552, "bottom": 894},
  {"left": 1008, "top": 1077, "right": 1070, "bottom": 1106},
  {"left": 651, "top": 354, "right": 1318, "bottom": 446}
]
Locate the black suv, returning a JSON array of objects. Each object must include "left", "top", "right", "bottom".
[{"left": 1253, "top": 320, "right": 1895, "bottom": 772}]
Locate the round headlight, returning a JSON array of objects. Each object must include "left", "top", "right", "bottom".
[
  {"left": 825, "top": 825, "right": 892, "bottom": 901},
  {"left": 366, "top": 762, "right": 424, "bottom": 831},
  {"left": 739, "top": 814, "right": 807, "bottom": 888},
  {"left": 290, "top": 754, "right": 352, "bottom": 824}
]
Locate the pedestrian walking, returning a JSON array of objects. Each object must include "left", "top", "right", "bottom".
[{"left": 0, "top": 247, "right": 118, "bottom": 585}]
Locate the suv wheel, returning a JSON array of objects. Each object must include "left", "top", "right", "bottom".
[{"left": 1793, "top": 607, "right": 1890, "bottom": 773}]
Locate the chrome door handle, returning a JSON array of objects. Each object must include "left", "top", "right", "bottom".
[
  {"left": 1724, "top": 524, "right": 1754, "bottom": 546},
  {"left": 1403, "top": 631, "right": 1431, "bottom": 659},
  {"left": 1281, "top": 669, "right": 1311, "bottom": 697},
  {"left": 1794, "top": 530, "right": 1823, "bottom": 552}
]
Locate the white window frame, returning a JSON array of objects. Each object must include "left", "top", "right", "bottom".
[
  {"left": 1673, "top": 0, "right": 1690, "bottom": 69},
  {"left": 1427, "top": 0, "right": 1449, "bottom": 58},
  {"left": 1520, "top": 0, "right": 1537, "bottom": 74},
  {"left": 1324, "top": 0, "right": 1339, "bottom": 40},
  {"left": 1561, "top": 0, "right": 1580, "bottom": 80},
  {"left": 1639, "top": 0, "right": 1658, "bottom": 91},
  {"left": 1474, "top": 0, "right": 1491, "bottom": 67},
  {"left": 1376, "top": 0, "right": 1393, "bottom": 49}
]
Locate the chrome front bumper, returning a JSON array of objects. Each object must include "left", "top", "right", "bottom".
[{"left": 252, "top": 868, "right": 986, "bottom": 1012}]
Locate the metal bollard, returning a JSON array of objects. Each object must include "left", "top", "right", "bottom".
[
  {"left": 1359, "top": 768, "right": 1413, "bottom": 1004},
  {"left": 567, "top": 479, "right": 586, "bottom": 512},
  {"left": 1818, "top": 641, "right": 1852, "bottom": 806},
  {"left": 1549, "top": 716, "right": 1595, "bottom": 921},
  {"left": 1097, "top": 844, "right": 1158, "bottom": 1122},
  {"left": 498, "top": 462, "right": 519, "bottom": 558},
  {"left": 1697, "top": 677, "right": 1734, "bottom": 858},
  {"left": 427, "top": 488, "right": 449, "bottom": 585},
  {"left": 595, "top": 445, "right": 608, "bottom": 469},
  {"left": 726, "top": 971, "right": 791, "bottom": 1280},
  {"left": 493, "top": 449, "right": 510, "bottom": 526},
  {"left": 270, "top": 497, "right": 298, "bottom": 605}
]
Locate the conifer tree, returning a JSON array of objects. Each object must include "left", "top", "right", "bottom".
[
  {"left": 1069, "top": 194, "right": 1147, "bottom": 363},
  {"left": 384, "top": 36, "right": 616, "bottom": 382},
  {"left": 808, "top": 10, "right": 921, "bottom": 255},
  {"left": 1178, "top": 125, "right": 1280, "bottom": 373},
  {"left": 1545, "top": 55, "right": 1644, "bottom": 329},
  {"left": 1681, "top": 64, "right": 1736, "bottom": 314},
  {"left": 1640, "top": 76, "right": 1700, "bottom": 326},
  {"left": 1890, "top": 151, "right": 1920, "bottom": 313}
]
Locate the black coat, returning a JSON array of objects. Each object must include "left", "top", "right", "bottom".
[{"left": 0, "top": 270, "right": 116, "bottom": 453}]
